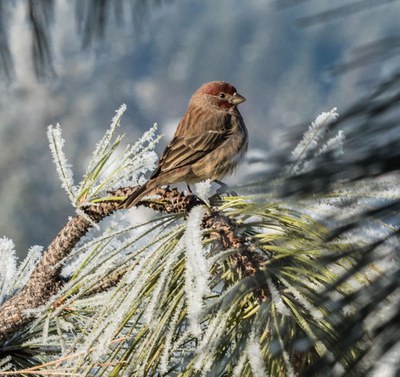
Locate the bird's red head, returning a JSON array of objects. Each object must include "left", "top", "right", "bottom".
[
  {"left": 195, "top": 81, "right": 246, "bottom": 110},
  {"left": 199, "top": 81, "right": 237, "bottom": 96}
]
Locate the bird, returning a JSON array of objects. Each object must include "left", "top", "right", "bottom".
[{"left": 122, "top": 81, "right": 248, "bottom": 208}]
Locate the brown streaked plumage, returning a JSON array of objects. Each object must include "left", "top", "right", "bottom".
[{"left": 123, "top": 81, "right": 248, "bottom": 208}]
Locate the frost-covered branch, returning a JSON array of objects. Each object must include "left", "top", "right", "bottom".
[
  {"left": 0, "top": 196, "right": 116, "bottom": 341},
  {"left": 0, "top": 181, "right": 257, "bottom": 343}
]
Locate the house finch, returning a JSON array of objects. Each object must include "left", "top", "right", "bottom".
[{"left": 123, "top": 81, "right": 247, "bottom": 208}]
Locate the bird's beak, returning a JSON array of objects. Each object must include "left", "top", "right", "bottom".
[{"left": 230, "top": 92, "right": 246, "bottom": 105}]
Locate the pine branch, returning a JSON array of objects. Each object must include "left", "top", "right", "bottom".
[
  {"left": 0, "top": 186, "right": 136, "bottom": 341},
  {"left": 0, "top": 186, "right": 256, "bottom": 343},
  {"left": 0, "top": 192, "right": 119, "bottom": 342},
  {"left": 83, "top": 196, "right": 264, "bottom": 302}
]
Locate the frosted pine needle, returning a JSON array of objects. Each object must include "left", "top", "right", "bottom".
[
  {"left": 0, "top": 237, "right": 17, "bottom": 304},
  {"left": 184, "top": 205, "right": 211, "bottom": 337},
  {"left": 159, "top": 300, "right": 184, "bottom": 374},
  {"left": 47, "top": 123, "right": 77, "bottom": 205},
  {"left": 247, "top": 327, "right": 268, "bottom": 377},
  {"left": 280, "top": 276, "right": 323, "bottom": 321},
  {"left": 289, "top": 107, "right": 338, "bottom": 175},
  {"left": 266, "top": 277, "right": 290, "bottom": 316},
  {"left": 76, "top": 108, "right": 160, "bottom": 203},
  {"left": 0, "top": 355, "right": 12, "bottom": 372},
  {"left": 8, "top": 245, "right": 42, "bottom": 293},
  {"left": 194, "top": 309, "right": 231, "bottom": 373},
  {"left": 88, "top": 104, "right": 127, "bottom": 170},
  {"left": 42, "top": 313, "right": 51, "bottom": 344},
  {"left": 144, "top": 245, "right": 181, "bottom": 326},
  {"left": 318, "top": 129, "right": 345, "bottom": 157},
  {"left": 232, "top": 348, "right": 248, "bottom": 377},
  {"left": 195, "top": 179, "right": 212, "bottom": 203}
]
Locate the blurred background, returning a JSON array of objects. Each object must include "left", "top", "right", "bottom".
[{"left": 1, "top": 0, "right": 399, "bottom": 255}]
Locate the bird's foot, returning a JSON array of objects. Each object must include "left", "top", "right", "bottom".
[{"left": 214, "top": 180, "right": 238, "bottom": 197}]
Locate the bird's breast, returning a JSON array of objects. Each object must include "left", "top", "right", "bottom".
[{"left": 192, "top": 117, "right": 248, "bottom": 181}]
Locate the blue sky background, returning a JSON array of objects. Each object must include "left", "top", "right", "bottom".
[{"left": 1, "top": 0, "right": 399, "bottom": 253}]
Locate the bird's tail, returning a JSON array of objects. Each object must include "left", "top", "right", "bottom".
[{"left": 121, "top": 182, "right": 154, "bottom": 209}]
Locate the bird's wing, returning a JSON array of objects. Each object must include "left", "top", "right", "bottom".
[{"left": 154, "top": 129, "right": 228, "bottom": 174}]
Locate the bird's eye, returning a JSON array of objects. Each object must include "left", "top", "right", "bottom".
[{"left": 219, "top": 93, "right": 226, "bottom": 98}]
